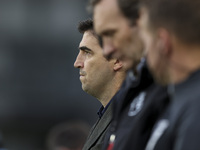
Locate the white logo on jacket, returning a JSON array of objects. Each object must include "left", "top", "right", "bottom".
[{"left": 128, "top": 92, "right": 146, "bottom": 116}]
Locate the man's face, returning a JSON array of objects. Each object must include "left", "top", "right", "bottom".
[
  {"left": 138, "top": 8, "right": 170, "bottom": 85},
  {"left": 74, "top": 31, "right": 115, "bottom": 95},
  {"left": 94, "top": 0, "right": 143, "bottom": 70}
]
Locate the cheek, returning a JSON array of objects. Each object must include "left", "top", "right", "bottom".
[
  {"left": 112, "top": 36, "right": 120, "bottom": 50},
  {"left": 114, "top": 34, "right": 129, "bottom": 55},
  {"left": 143, "top": 34, "right": 151, "bottom": 52},
  {"left": 146, "top": 41, "right": 158, "bottom": 68},
  {"left": 144, "top": 32, "right": 156, "bottom": 55},
  {"left": 84, "top": 59, "right": 101, "bottom": 78},
  {"left": 114, "top": 29, "right": 129, "bottom": 48}
]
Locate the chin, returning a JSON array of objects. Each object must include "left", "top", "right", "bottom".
[
  {"left": 82, "top": 85, "right": 87, "bottom": 91},
  {"left": 82, "top": 84, "right": 90, "bottom": 93}
]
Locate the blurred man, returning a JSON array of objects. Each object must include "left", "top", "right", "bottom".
[
  {"left": 46, "top": 121, "right": 90, "bottom": 150},
  {"left": 89, "top": 0, "right": 143, "bottom": 71},
  {"left": 88, "top": 0, "right": 169, "bottom": 150},
  {"left": 74, "top": 19, "right": 126, "bottom": 150},
  {"left": 138, "top": 0, "right": 200, "bottom": 150}
]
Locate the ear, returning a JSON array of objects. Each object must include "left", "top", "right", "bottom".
[
  {"left": 113, "top": 59, "right": 123, "bottom": 71},
  {"left": 157, "top": 28, "right": 172, "bottom": 58}
]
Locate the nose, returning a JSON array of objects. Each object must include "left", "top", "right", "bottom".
[{"left": 74, "top": 52, "right": 84, "bottom": 68}]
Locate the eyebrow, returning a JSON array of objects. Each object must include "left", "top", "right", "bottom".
[{"left": 79, "top": 46, "right": 92, "bottom": 52}]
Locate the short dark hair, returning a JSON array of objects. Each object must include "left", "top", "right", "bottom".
[
  {"left": 78, "top": 18, "right": 103, "bottom": 47},
  {"left": 78, "top": 18, "right": 94, "bottom": 34},
  {"left": 140, "top": 0, "right": 200, "bottom": 45},
  {"left": 88, "top": 0, "right": 140, "bottom": 25}
]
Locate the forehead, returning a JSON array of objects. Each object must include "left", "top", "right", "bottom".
[
  {"left": 79, "top": 31, "right": 103, "bottom": 57},
  {"left": 79, "top": 31, "right": 98, "bottom": 46},
  {"left": 93, "top": 0, "right": 125, "bottom": 33}
]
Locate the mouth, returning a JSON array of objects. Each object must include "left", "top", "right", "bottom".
[
  {"left": 79, "top": 75, "right": 85, "bottom": 81},
  {"left": 79, "top": 73, "right": 85, "bottom": 79},
  {"left": 79, "top": 70, "right": 86, "bottom": 78},
  {"left": 79, "top": 74, "right": 84, "bottom": 79},
  {"left": 79, "top": 73, "right": 85, "bottom": 77}
]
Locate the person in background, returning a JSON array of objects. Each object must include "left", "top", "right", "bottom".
[
  {"left": 87, "top": 0, "right": 169, "bottom": 149},
  {"left": 46, "top": 120, "right": 90, "bottom": 150},
  {"left": 74, "top": 18, "right": 126, "bottom": 150},
  {"left": 138, "top": 0, "right": 200, "bottom": 150}
]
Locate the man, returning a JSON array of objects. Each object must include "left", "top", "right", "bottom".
[
  {"left": 74, "top": 19, "right": 126, "bottom": 150},
  {"left": 138, "top": 0, "right": 200, "bottom": 150},
  {"left": 89, "top": 0, "right": 143, "bottom": 71},
  {"left": 46, "top": 121, "right": 90, "bottom": 150},
  {"left": 88, "top": 0, "right": 169, "bottom": 150}
]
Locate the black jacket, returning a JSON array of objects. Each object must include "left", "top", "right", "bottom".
[
  {"left": 82, "top": 101, "right": 114, "bottom": 150},
  {"left": 102, "top": 61, "right": 169, "bottom": 150},
  {"left": 146, "top": 69, "right": 200, "bottom": 150}
]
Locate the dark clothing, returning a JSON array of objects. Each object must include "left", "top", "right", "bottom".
[
  {"left": 103, "top": 62, "right": 169, "bottom": 150},
  {"left": 82, "top": 97, "right": 115, "bottom": 150},
  {"left": 98, "top": 99, "right": 113, "bottom": 119},
  {"left": 97, "top": 106, "right": 105, "bottom": 119},
  {"left": 146, "top": 69, "right": 200, "bottom": 150}
]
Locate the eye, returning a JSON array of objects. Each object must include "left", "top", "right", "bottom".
[
  {"left": 103, "top": 30, "right": 115, "bottom": 37},
  {"left": 79, "top": 46, "right": 93, "bottom": 57},
  {"left": 83, "top": 50, "right": 92, "bottom": 57},
  {"left": 84, "top": 50, "right": 91, "bottom": 54}
]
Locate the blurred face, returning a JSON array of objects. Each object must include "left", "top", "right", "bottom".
[
  {"left": 138, "top": 8, "right": 170, "bottom": 85},
  {"left": 94, "top": 0, "right": 143, "bottom": 70},
  {"left": 74, "top": 31, "right": 115, "bottom": 96}
]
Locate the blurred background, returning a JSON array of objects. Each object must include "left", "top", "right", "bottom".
[{"left": 0, "top": 0, "right": 100, "bottom": 150}]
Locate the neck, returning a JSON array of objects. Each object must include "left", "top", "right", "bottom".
[
  {"left": 97, "top": 74, "right": 125, "bottom": 107},
  {"left": 169, "top": 44, "right": 200, "bottom": 84},
  {"left": 98, "top": 81, "right": 122, "bottom": 107}
]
